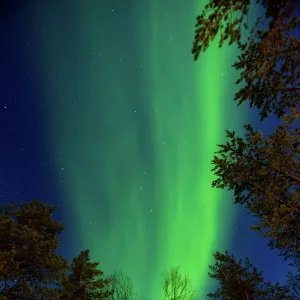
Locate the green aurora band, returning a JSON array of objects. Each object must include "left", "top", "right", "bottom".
[{"left": 32, "top": 0, "right": 258, "bottom": 297}]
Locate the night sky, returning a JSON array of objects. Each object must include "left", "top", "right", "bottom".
[{"left": 0, "top": 0, "right": 296, "bottom": 298}]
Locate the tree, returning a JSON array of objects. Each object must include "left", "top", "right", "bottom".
[
  {"left": 60, "top": 249, "right": 113, "bottom": 299},
  {"left": 207, "top": 250, "right": 294, "bottom": 299},
  {"left": 162, "top": 266, "right": 196, "bottom": 300},
  {"left": 211, "top": 108, "right": 300, "bottom": 255},
  {"left": 192, "top": 0, "right": 299, "bottom": 121},
  {"left": 109, "top": 270, "right": 133, "bottom": 300},
  {"left": 0, "top": 199, "right": 68, "bottom": 299}
]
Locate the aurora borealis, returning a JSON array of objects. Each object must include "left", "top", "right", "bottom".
[
  {"left": 1, "top": 0, "right": 293, "bottom": 298},
  {"left": 33, "top": 0, "right": 245, "bottom": 296}
]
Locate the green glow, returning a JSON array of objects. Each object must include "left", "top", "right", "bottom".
[
  {"left": 32, "top": 0, "right": 248, "bottom": 297},
  {"left": 146, "top": 1, "right": 234, "bottom": 295}
]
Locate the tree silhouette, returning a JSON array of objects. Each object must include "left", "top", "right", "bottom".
[
  {"left": 192, "top": 0, "right": 299, "bottom": 121},
  {"left": 109, "top": 270, "right": 133, "bottom": 300},
  {"left": 207, "top": 250, "right": 294, "bottom": 299},
  {"left": 211, "top": 108, "right": 300, "bottom": 255},
  {"left": 0, "top": 199, "right": 68, "bottom": 299},
  {"left": 163, "top": 266, "right": 196, "bottom": 300},
  {"left": 60, "top": 249, "right": 113, "bottom": 299}
]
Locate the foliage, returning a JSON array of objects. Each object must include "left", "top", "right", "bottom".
[
  {"left": 0, "top": 199, "right": 68, "bottom": 299},
  {"left": 0, "top": 199, "right": 113, "bottom": 299},
  {"left": 207, "top": 250, "right": 294, "bottom": 299},
  {"left": 207, "top": 250, "right": 263, "bottom": 299},
  {"left": 210, "top": 108, "right": 300, "bottom": 255},
  {"left": 192, "top": 0, "right": 299, "bottom": 120},
  {"left": 60, "top": 249, "right": 114, "bottom": 299},
  {"left": 163, "top": 266, "right": 196, "bottom": 300}
]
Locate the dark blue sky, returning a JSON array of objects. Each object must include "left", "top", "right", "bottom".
[{"left": 0, "top": 0, "right": 74, "bottom": 260}]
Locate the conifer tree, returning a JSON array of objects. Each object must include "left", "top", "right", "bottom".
[
  {"left": 0, "top": 199, "right": 68, "bottom": 299},
  {"left": 192, "top": 0, "right": 299, "bottom": 121},
  {"left": 60, "top": 249, "right": 114, "bottom": 299},
  {"left": 211, "top": 108, "right": 300, "bottom": 256},
  {"left": 207, "top": 250, "right": 294, "bottom": 299}
]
